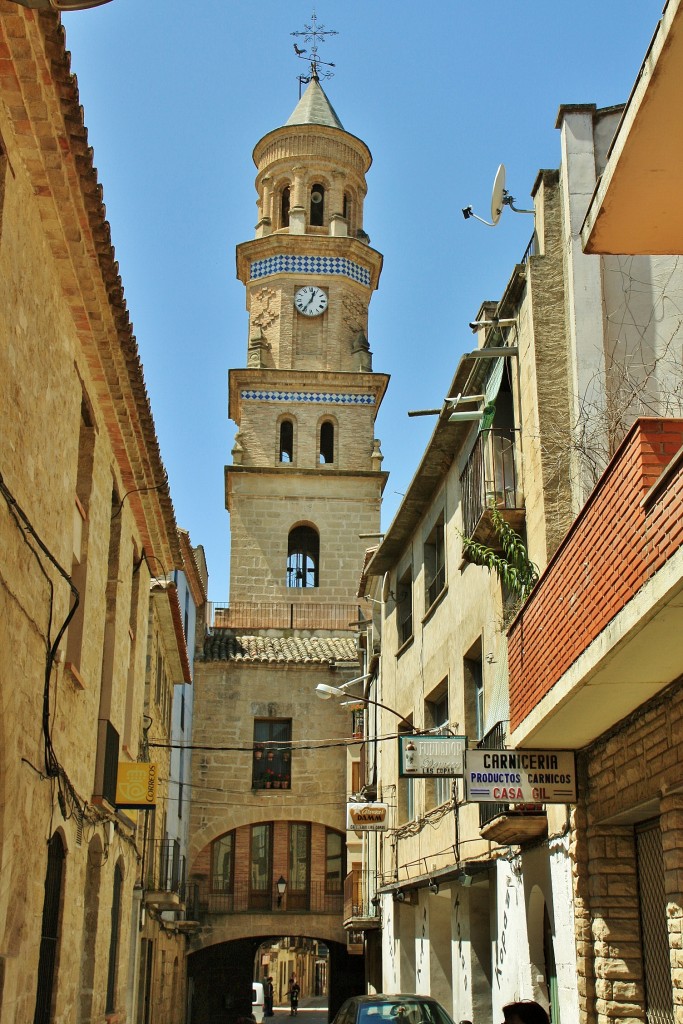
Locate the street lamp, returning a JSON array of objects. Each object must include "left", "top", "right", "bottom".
[
  {"left": 314, "top": 683, "right": 413, "bottom": 731},
  {"left": 7, "top": 0, "right": 114, "bottom": 9},
  {"left": 276, "top": 875, "right": 287, "bottom": 908}
]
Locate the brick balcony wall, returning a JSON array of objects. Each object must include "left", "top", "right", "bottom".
[{"left": 508, "top": 418, "right": 683, "bottom": 731}]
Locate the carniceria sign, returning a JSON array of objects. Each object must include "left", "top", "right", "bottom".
[
  {"left": 398, "top": 734, "right": 467, "bottom": 778},
  {"left": 464, "top": 749, "right": 577, "bottom": 804}
]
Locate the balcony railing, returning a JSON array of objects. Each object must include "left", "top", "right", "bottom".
[
  {"left": 460, "top": 428, "right": 523, "bottom": 540},
  {"left": 145, "top": 839, "right": 186, "bottom": 907},
  {"left": 191, "top": 880, "right": 343, "bottom": 916},
  {"left": 208, "top": 601, "right": 360, "bottom": 632},
  {"left": 344, "top": 868, "right": 379, "bottom": 927},
  {"left": 477, "top": 722, "right": 509, "bottom": 829}
]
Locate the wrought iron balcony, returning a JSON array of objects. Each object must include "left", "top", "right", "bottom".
[
  {"left": 460, "top": 428, "right": 525, "bottom": 545},
  {"left": 191, "top": 880, "right": 343, "bottom": 916},
  {"left": 144, "top": 839, "right": 186, "bottom": 910},
  {"left": 343, "top": 868, "right": 380, "bottom": 930},
  {"left": 477, "top": 722, "right": 547, "bottom": 845}
]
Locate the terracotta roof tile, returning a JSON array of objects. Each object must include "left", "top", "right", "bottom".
[{"left": 201, "top": 631, "right": 358, "bottom": 665}]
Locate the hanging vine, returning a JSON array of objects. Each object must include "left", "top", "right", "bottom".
[{"left": 460, "top": 505, "right": 539, "bottom": 603}]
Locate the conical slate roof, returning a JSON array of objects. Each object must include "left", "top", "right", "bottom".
[{"left": 284, "top": 77, "right": 344, "bottom": 130}]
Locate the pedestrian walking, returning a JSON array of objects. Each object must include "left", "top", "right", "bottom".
[{"left": 288, "top": 977, "right": 300, "bottom": 1016}]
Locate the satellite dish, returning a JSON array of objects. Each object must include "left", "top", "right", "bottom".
[
  {"left": 382, "top": 573, "right": 391, "bottom": 603},
  {"left": 462, "top": 163, "right": 533, "bottom": 227},
  {"left": 491, "top": 164, "right": 506, "bottom": 226}
]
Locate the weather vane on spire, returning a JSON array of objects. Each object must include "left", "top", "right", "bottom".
[{"left": 291, "top": 10, "right": 338, "bottom": 94}]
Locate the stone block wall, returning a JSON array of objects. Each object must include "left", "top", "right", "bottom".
[{"left": 571, "top": 681, "right": 683, "bottom": 1024}]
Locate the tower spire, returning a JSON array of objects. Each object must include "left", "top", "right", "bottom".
[{"left": 291, "top": 10, "right": 337, "bottom": 94}]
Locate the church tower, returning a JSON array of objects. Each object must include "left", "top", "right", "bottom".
[
  {"left": 188, "top": 59, "right": 387, "bottom": 1016},
  {"left": 226, "top": 72, "right": 388, "bottom": 612}
]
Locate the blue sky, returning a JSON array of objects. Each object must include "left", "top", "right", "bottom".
[{"left": 63, "top": 0, "right": 663, "bottom": 600}]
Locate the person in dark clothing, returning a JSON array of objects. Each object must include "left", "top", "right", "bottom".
[
  {"left": 264, "top": 977, "right": 274, "bottom": 1017},
  {"left": 288, "top": 978, "right": 300, "bottom": 1016}
]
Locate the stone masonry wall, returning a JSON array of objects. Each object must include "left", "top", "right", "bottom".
[{"left": 571, "top": 680, "right": 683, "bottom": 1024}]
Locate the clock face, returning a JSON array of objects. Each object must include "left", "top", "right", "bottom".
[{"left": 294, "top": 285, "right": 328, "bottom": 317}]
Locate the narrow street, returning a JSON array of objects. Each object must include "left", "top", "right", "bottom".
[{"left": 272, "top": 996, "right": 329, "bottom": 1024}]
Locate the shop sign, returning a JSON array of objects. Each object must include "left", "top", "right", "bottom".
[
  {"left": 464, "top": 749, "right": 576, "bottom": 804},
  {"left": 115, "top": 762, "right": 158, "bottom": 808},
  {"left": 346, "top": 802, "right": 388, "bottom": 831},
  {"left": 398, "top": 734, "right": 467, "bottom": 778}
]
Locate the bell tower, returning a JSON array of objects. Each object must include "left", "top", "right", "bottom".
[{"left": 226, "top": 70, "right": 388, "bottom": 611}]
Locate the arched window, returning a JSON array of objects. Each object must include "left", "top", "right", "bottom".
[
  {"left": 319, "top": 421, "right": 334, "bottom": 464},
  {"left": 310, "top": 183, "right": 325, "bottom": 226},
  {"left": 34, "top": 832, "right": 66, "bottom": 1024},
  {"left": 211, "top": 831, "right": 235, "bottom": 892},
  {"left": 279, "top": 419, "right": 294, "bottom": 463},
  {"left": 343, "top": 191, "right": 351, "bottom": 225},
  {"left": 287, "top": 525, "right": 319, "bottom": 588},
  {"left": 105, "top": 862, "right": 123, "bottom": 1013},
  {"left": 280, "top": 186, "right": 290, "bottom": 228}
]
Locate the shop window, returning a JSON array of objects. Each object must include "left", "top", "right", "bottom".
[
  {"left": 319, "top": 421, "right": 334, "bottom": 464},
  {"left": 398, "top": 722, "right": 415, "bottom": 822},
  {"left": 426, "top": 686, "right": 450, "bottom": 807},
  {"left": 252, "top": 719, "right": 292, "bottom": 790},
  {"left": 249, "top": 823, "right": 272, "bottom": 909},
  {"left": 65, "top": 395, "right": 96, "bottom": 683},
  {"left": 325, "top": 829, "right": 345, "bottom": 893},
  {"left": 396, "top": 566, "right": 413, "bottom": 647},
  {"left": 288, "top": 823, "right": 311, "bottom": 910},
  {"left": 464, "top": 643, "right": 484, "bottom": 742},
  {"left": 424, "top": 512, "right": 445, "bottom": 609},
  {"left": 310, "top": 183, "right": 325, "bottom": 226},
  {"left": 105, "top": 862, "right": 123, "bottom": 1013},
  {"left": 33, "top": 832, "right": 65, "bottom": 1024},
  {"left": 211, "top": 831, "right": 235, "bottom": 892},
  {"left": 287, "top": 525, "right": 319, "bottom": 588},
  {"left": 279, "top": 419, "right": 294, "bottom": 463}
]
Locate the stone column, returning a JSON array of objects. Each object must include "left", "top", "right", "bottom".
[
  {"left": 660, "top": 790, "right": 683, "bottom": 1024},
  {"left": 571, "top": 802, "right": 596, "bottom": 1024},
  {"left": 329, "top": 169, "right": 347, "bottom": 236},
  {"left": 587, "top": 823, "right": 645, "bottom": 1024},
  {"left": 256, "top": 174, "right": 273, "bottom": 237},
  {"left": 289, "top": 166, "right": 307, "bottom": 234}
]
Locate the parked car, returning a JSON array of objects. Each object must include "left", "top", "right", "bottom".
[
  {"left": 252, "top": 982, "right": 265, "bottom": 1023},
  {"left": 332, "top": 995, "right": 456, "bottom": 1024}
]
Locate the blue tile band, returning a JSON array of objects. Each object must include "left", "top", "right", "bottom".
[
  {"left": 250, "top": 254, "right": 371, "bottom": 287},
  {"left": 241, "top": 389, "right": 375, "bottom": 406}
]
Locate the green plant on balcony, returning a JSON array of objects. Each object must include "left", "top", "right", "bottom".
[{"left": 461, "top": 504, "right": 538, "bottom": 606}]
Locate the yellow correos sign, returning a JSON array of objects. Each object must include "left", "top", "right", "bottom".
[{"left": 115, "top": 763, "right": 158, "bottom": 809}]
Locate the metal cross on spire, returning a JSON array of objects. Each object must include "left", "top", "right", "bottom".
[{"left": 291, "top": 10, "right": 338, "bottom": 93}]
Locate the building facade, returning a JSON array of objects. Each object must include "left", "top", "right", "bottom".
[
  {"left": 0, "top": 6, "right": 191, "bottom": 1023},
  {"left": 509, "top": 5, "right": 683, "bottom": 1024},
  {"left": 354, "top": 24, "right": 683, "bottom": 1023},
  {"left": 186, "top": 73, "right": 388, "bottom": 1023}
]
